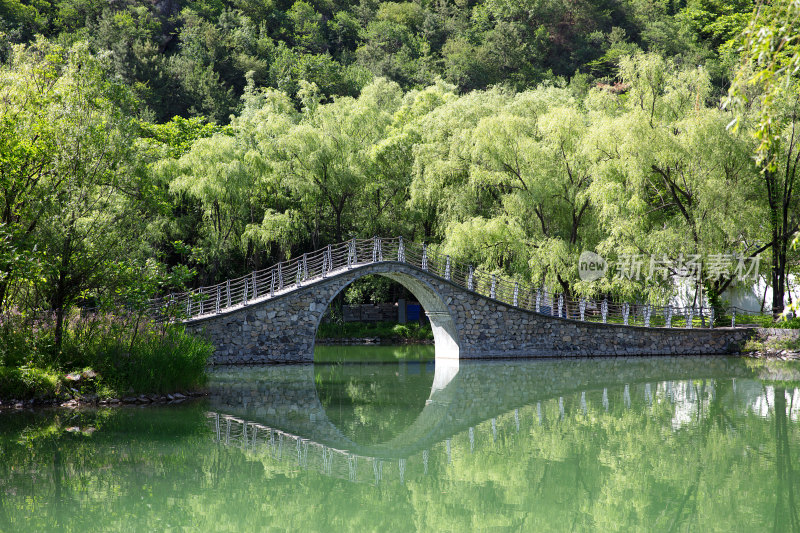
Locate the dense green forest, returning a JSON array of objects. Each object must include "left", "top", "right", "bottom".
[
  {"left": 0, "top": 0, "right": 757, "bottom": 121},
  {"left": 1, "top": 0, "right": 799, "bottom": 351}
]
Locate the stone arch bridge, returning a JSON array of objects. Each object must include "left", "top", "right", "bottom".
[{"left": 152, "top": 237, "right": 752, "bottom": 364}]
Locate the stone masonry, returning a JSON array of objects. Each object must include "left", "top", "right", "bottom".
[{"left": 185, "top": 261, "right": 754, "bottom": 364}]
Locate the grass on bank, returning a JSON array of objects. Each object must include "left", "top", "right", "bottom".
[
  {"left": 742, "top": 335, "right": 800, "bottom": 354},
  {"left": 573, "top": 313, "right": 800, "bottom": 329},
  {"left": 316, "top": 321, "right": 433, "bottom": 341},
  {"left": 0, "top": 311, "right": 213, "bottom": 401}
]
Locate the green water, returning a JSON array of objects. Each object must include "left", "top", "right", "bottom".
[{"left": 2, "top": 349, "right": 800, "bottom": 532}]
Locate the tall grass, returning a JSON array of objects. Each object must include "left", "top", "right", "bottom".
[
  {"left": 71, "top": 325, "right": 212, "bottom": 394},
  {"left": 0, "top": 310, "right": 213, "bottom": 399}
]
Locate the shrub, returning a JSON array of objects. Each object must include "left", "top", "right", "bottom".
[{"left": 0, "top": 310, "right": 213, "bottom": 399}]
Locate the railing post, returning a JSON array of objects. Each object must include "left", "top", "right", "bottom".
[
  {"left": 378, "top": 237, "right": 383, "bottom": 262},
  {"left": 686, "top": 307, "right": 693, "bottom": 329},
  {"left": 270, "top": 271, "right": 275, "bottom": 298},
  {"left": 242, "top": 279, "right": 248, "bottom": 304},
  {"left": 468, "top": 266, "right": 474, "bottom": 290},
  {"left": 444, "top": 256, "right": 451, "bottom": 280},
  {"left": 536, "top": 289, "right": 541, "bottom": 313},
  {"left": 513, "top": 282, "right": 519, "bottom": 306},
  {"left": 644, "top": 304, "right": 651, "bottom": 327},
  {"left": 731, "top": 309, "right": 736, "bottom": 328},
  {"left": 226, "top": 280, "right": 231, "bottom": 308},
  {"left": 303, "top": 253, "right": 308, "bottom": 281},
  {"left": 327, "top": 244, "right": 333, "bottom": 272},
  {"left": 322, "top": 252, "right": 328, "bottom": 278},
  {"left": 398, "top": 237, "right": 405, "bottom": 262},
  {"left": 421, "top": 244, "right": 428, "bottom": 271},
  {"left": 601, "top": 299, "right": 608, "bottom": 323},
  {"left": 490, "top": 275, "right": 496, "bottom": 299},
  {"left": 296, "top": 263, "right": 302, "bottom": 287},
  {"left": 710, "top": 307, "right": 715, "bottom": 329},
  {"left": 252, "top": 272, "right": 258, "bottom": 299},
  {"left": 579, "top": 298, "right": 586, "bottom": 321},
  {"left": 666, "top": 304, "right": 672, "bottom": 328},
  {"left": 347, "top": 240, "right": 354, "bottom": 268},
  {"left": 372, "top": 236, "right": 378, "bottom": 263},
  {"left": 198, "top": 288, "right": 203, "bottom": 315},
  {"left": 278, "top": 262, "right": 284, "bottom": 290},
  {"left": 622, "top": 302, "right": 629, "bottom": 326},
  {"left": 187, "top": 292, "right": 192, "bottom": 317},
  {"left": 351, "top": 238, "right": 357, "bottom": 265},
  {"left": 558, "top": 294, "right": 564, "bottom": 318},
  {"left": 216, "top": 286, "right": 221, "bottom": 314}
]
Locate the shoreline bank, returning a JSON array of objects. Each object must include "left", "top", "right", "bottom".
[
  {"left": 0, "top": 389, "right": 208, "bottom": 411},
  {"left": 5, "top": 346, "right": 800, "bottom": 411}
]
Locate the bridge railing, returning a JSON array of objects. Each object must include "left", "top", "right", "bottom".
[
  {"left": 148, "top": 238, "right": 403, "bottom": 321},
  {"left": 148, "top": 236, "right": 771, "bottom": 329},
  {"left": 399, "top": 240, "right": 769, "bottom": 330}
]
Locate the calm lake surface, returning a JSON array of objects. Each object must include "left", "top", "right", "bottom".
[{"left": 2, "top": 346, "right": 800, "bottom": 532}]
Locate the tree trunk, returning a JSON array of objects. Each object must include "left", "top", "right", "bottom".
[
  {"left": 557, "top": 274, "right": 571, "bottom": 319},
  {"left": 52, "top": 234, "right": 73, "bottom": 354},
  {"left": 772, "top": 222, "right": 787, "bottom": 319},
  {"left": 0, "top": 277, "right": 8, "bottom": 313}
]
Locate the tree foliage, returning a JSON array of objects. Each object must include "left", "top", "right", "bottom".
[{"left": 1, "top": 0, "right": 799, "bottom": 327}]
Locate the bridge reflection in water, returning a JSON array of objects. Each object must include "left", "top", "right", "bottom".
[{"left": 205, "top": 355, "right": 798, "bottom": 486}]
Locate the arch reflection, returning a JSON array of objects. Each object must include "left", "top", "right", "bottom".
[{"left": 313, "top": 345, "right": 436, "bottom": 446}]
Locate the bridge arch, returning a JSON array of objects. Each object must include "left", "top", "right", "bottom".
[
  {"left": 314, "top": 269, "right": 460, "bottom": 362},
  {"left": 183, "top": 241, "right": 750, "bottom": 364}
]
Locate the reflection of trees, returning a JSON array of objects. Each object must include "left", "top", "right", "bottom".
[
  {"left": 315, "top": 361, "right": 434, "bottom": 445},
  {"left": 774, "top": 388, "right": 799, "bottom": 533},
  {"left": 2, "top": 377, "right": 800, "bottom": 531}
]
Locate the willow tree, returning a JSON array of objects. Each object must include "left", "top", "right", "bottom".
[
  {"left": 468, "top": 95, "right": 603, "bottom": 298},
  {"left": 406, "top": 85, "right": 509, "bottom": 241},
  {"left": 165, "top": 133, "right": 259, "bottom": 280},
  {"left": 408, "top": 84, "right": 600, "bottom": 298},
  {"left": 589, "top": 53, "right": 762, "bottom": 308},
  {"left": 265, "top": 78, "right": 404, "bottom": 245}
]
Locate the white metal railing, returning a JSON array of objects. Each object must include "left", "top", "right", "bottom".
[{"left": 148, "top": 236, "right": 769, "bottom": 329}]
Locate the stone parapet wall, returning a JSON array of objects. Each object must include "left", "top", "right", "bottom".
[{"left": 186, "top": 262, "right": 755, "bottom": 364}]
